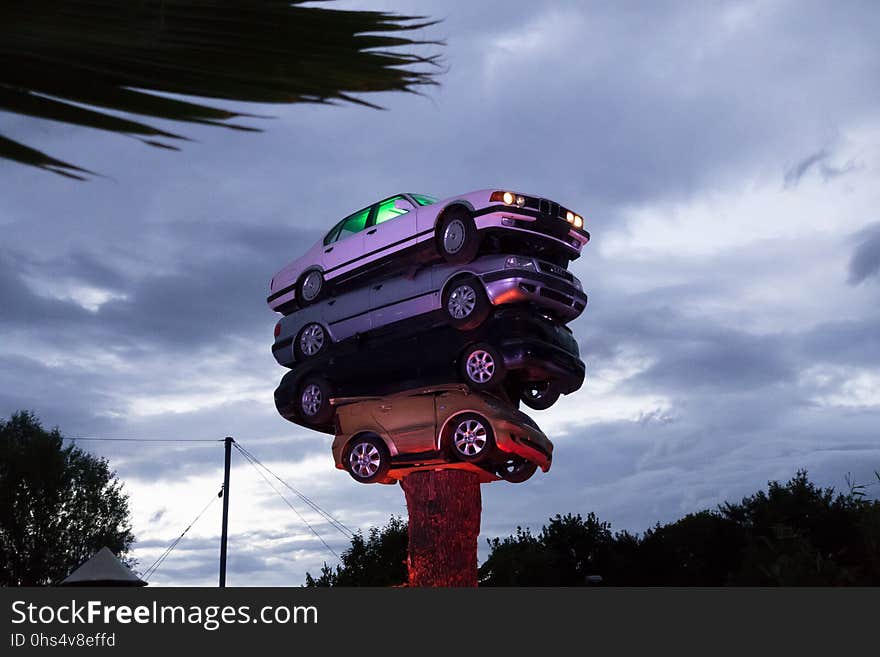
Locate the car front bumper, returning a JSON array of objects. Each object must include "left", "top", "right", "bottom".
[
  {"left": 498, "top": 335, "right": 586, "bottom": 394},
  {"left": 492, "top": 418, "right": 553, "bottom": 472},
  {"left": 480, "top": 268, "right": 587, "bottom": 321},
  {"left": 473, "top": 206, "right": 590, "bottom": 256}
]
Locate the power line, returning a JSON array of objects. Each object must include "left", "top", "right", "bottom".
[
  {"left": 64, "top": 437, "right": 220, "bottom": 443},
  {"left": 141, "top": 487, "right": 222, "bottom": 581},
  {"left": 234, "top": 442, "right": 354, "bottom": 539},
  {"left": 234, "top": 445, "right": 341, "bottom": 560}
]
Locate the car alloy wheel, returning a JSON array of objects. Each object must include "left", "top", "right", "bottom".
[
  {"left": 447, "top": 283, "right": 477, "bottom": 319},
  {"left": 453, "top": 418, "right": 489, "bottom": 458},
  {"left": 299, "top": 323, "right": 325, "bottom": 357},
  {"left": 465, "top": 349, "right": 496, "bottom": 384},
  {"left": 300, "top": 270, "right": 324, "bottom": 303},
  {"left": 349, "top": 441, "right": 381, "bottom": 479},
  {"left": 443, "top": 218, "right": 467, "bottom": 254},
  {"left": 344, "top": 435, "right": 390, "bottom": 483},
  {"left": 300, "top": 383, "right": 323, "bottom": 417}
]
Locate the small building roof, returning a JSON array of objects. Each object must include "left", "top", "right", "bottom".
[{"left": 60, "top": 547, "right": 147, "bottom": 587}]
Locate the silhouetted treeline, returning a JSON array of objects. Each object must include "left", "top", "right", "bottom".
[{"left": 305, "top": 470, "right": 880, "bottom": 586}]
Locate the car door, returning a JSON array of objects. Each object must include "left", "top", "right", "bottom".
[
  {"left": 321, "top": 206, "right": 371, "bottom": 282},
  {"left": 361, "top": 195, "right": 420, "bottom": 266},
  {"left": 371, "top": 392, "right": 437, "bottom": 456},
  {"left": 369, "top": 264, "right": 437, "bottom": 330}
]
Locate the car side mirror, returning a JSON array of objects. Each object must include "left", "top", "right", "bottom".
[{"left": 394, "top": 198, "right": 415, "bottom": 212}]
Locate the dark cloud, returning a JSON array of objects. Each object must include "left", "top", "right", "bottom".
[
  {"left": 2, "top": 0, "right": 880, "bottom": 585},
  {"left": 848, "top": 223, "right": 880, "bottom": 285}
]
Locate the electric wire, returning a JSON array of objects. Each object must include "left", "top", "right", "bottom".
[
  {"left": 234, "top": 444, "right": 340, "bottom": 560},
  {"left": 141, "top": 487, "right": 222, "bottom": 581},
  {"left": 234, "top": 442, "right": 354, "bottom": 539},
  {"left": 63, "top": 437, "right": 220, "bottom": 443}
]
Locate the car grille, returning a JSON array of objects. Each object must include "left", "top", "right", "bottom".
[
  {"left": 539, "top": 199, "right": 561, "bottom": 218},
  {"left": 537, "top": 260, "right": 574, "bottom": 282}
]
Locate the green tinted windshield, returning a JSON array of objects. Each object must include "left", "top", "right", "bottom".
[
  {"left": 325, "top": 207, "right": 370, "bottom": 244},
  {"left": 411, "top": 194, "right": 437, "bottom": 206},
  {"left": 374, "top": 196, "right": 410, "bottom": 224}
]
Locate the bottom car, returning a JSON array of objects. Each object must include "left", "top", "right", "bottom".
[{"left": 330, "top": 384, "right": 553, "bottom": 485}]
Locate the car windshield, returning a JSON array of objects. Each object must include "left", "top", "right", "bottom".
[
  {"left": 411, "top": 194, "right": 437, "bottom": 206},
  {"left": 324, "top": 206, "right": 371, "bottom": 245}
]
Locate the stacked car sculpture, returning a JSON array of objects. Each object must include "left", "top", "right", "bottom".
[{"left": 267, "top": 189, "right": 588, "bottom": 485}]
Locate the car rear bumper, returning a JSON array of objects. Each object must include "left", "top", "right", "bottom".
[
  {"left": 498, "top": 336, "right": 585, "bottom": 394},
  {"left": 480, "top": 268, "right": 587, "bottom": 321},
  {"left": 493, "top": 418, "right": 553, "bottom": 472}
]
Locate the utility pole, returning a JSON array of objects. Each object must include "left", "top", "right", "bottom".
[{"left": 219, "top": 436, "right": 234, "bottom": 587}]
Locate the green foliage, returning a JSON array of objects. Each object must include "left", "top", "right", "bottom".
[
  {"left": 0, "top": 411, "right": 135, "bottom": 585},
  {"left": 0, "top": 0, "right": 441, "bottom": 177},
  {"left": 304, "top": 516, "right": 407, "bottom": 587},
  {"left": 479, "top": 470, "right": 880, "bottom": 586}
]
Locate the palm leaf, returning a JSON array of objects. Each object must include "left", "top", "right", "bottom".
[{"left": 0, "top": 0, "right": 442, "bottom": 178}]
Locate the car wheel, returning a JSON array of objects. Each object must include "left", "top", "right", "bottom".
[
  {"left": 442, "top": 276, "right": 490, "bottom": 330},
  {"left": 343, "top": 434, "right": 390, "bottom": 484},
  {"left": 496, "top": 456, "right": 538, "bottom": 483},
  {"left": 296, "top": 376, "right": 333, "bottom": 426},
  {"left": 296, "top": 269, "right": 325, "bottom": 306},
  {"left": 459, "top": 342, "right": 505, "bottom": 390},
  {"left": 447, "top": 413, "right": 494, "bottom": 464},
  {"left": 294, "top": 323, "right": 328, "bottom": 360},
  {"left": 436, "top": 207, "right": 480, "bottom": 264},
  {"left": 520, "top": 381, "right": 561, "bottom": 411}
]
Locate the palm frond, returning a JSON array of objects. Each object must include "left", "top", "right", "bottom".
[{"left": 0, "top": 0, "right": 443, "bottom": 178}]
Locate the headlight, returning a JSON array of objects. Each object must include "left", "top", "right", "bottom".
[
  {"left": 505, "top": 255, "right": 535, "bottom": 270},
  {"left": 491, "top": 191, "right": 526, "bottom": 207},
  {"left": 565, "top": 211, "right": 574, "bottom": 223},
  {"left": 574, "top": 215, "right": 583, "bottom": 229}
]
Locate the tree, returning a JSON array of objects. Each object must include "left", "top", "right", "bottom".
[
  {"left": 304, "top": 516, "right": 407, "bottom": 587},
  {"left": 0, "top": 411, "right": 134, "bottom": 586},
  {"left": 1, "top": 0, "right": 441, "bottom": 178},
  {"left": 721, "top": 470, "right": 880, "bottom": 585}
]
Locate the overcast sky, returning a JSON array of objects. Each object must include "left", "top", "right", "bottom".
[{"left": 2, "top": 0, "right": 879, "bottom": 586}]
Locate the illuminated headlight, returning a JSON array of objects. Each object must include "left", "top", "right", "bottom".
[
  {"left": 574, "top": 215, "right": 583, "bottom": 229},
  {"left": 566, "top": 211, "right": 574, "bottom": 224},
  {"left": 505, "top": 255, "right": 536, "bottom": 270},
  {"left": 491, "top": 191, "right": 526, "bottom": 207}
]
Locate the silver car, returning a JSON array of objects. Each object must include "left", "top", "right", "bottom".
[{"left": 271, "top": 253, "right": 587, "bottom": 368}]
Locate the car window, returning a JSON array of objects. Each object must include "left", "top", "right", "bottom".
[
  {"left": 411, "top": 194, "right": 437, "bottom": 206},
  {"left": 326, "top": 207, "right": 371, "bottom": 244},
  {"left": 373, "top": 196, "right": 411, "bottom": 225},
  {"left": 323, "top": 219, "right": 345, "bottom": 246}
]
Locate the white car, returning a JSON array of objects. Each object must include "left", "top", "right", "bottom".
[{"left": 267, "top": 190, "right": 590, "bottom": 313}]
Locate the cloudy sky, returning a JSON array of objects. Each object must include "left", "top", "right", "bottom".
[{"left": 2, "top": 0, "right": 880, "bottom": 585}]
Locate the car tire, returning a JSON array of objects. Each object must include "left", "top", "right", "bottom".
[
  {"left": 446, "top": 413, "right": 495, "bottom": 464},
  {"left": 296, "top": 269, "right": 325, "bottom": 306},
  {"left": 436, "top": 207, "right": 480, "bottom": 264},
  {"left": 442, "top": 276, "right": 490, "bottom": 330},
  {"left": 459, "top": 342, "right": 506, "bottom": 390},
  {"left": 343, "top": 434, "right": 390, "bottom": 484},
  {"left": 495, "top": 456, "right": 538, "bottom": 483},
  {"left": 520, "top": 381, "right": 561, "bottom": 411},
  {"left": 296, "top": 376, "right": 334, "bottom": 426},
  {"left": 294, "top": 322, "right": 328, "bottom": 361}
]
